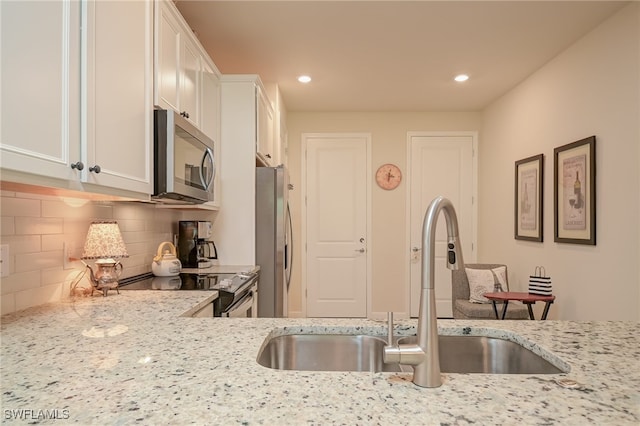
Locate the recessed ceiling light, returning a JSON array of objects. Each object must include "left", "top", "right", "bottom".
[
  {"left": 454, "top": 74, "right": 469, "bottom": 82},
  {"left": 297, "top": 75, "right": 312, "bottom": 83}
]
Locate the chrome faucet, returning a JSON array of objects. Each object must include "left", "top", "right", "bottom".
[{"left": 384, "top": 196, "right": 464, "bottom": 387}]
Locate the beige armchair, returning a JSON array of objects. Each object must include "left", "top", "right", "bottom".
[{"left": 451, "top": 263, "right": 528, "bottom": 319}]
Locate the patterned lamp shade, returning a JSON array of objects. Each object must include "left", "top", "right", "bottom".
[{"left": 81, "top": 221, "right": 129, "bottom": 260}]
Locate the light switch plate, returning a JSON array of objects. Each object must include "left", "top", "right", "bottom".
[{"left": 0, "top": 245, "right": 9, "bottom": 277}]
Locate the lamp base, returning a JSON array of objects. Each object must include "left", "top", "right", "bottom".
[
  {"left": 86, "top": 260, "right": 123, "bottom": 297},
  {"left": 91, "top": 280, "right": 120, "bottom": 297}
]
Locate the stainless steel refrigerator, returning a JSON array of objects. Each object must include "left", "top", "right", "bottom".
[{"left": 256, "top": 166, "right": 292, "bottom": 317}]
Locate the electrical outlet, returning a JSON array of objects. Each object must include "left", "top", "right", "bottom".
[{"left": 0, "top": 245, "right": 9, "bottom": 277}]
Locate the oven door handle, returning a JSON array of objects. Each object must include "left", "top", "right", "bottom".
[{"left": 223, "top": 291, "right": 254, "bottom": 318}]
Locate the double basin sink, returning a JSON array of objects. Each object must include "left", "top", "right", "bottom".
[{"left": 257, "top": 332, "right": 566, "bottom": 374}]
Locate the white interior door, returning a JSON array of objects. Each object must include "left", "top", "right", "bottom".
[
  {"left": 305, "top": 134, "right": 369, "bottom": 317},
  {"left": 409, "top": 133, "right": 475, "bottom": 318}
]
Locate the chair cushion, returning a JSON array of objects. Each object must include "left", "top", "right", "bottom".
[
  {"left": 455, "top": 299, "right": 529, "bottom": 320},
  {"left": 466, "top": 266, "right": 507, "bottom": 303}
]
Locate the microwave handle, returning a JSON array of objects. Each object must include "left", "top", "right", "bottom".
[{"left": 200, "top": 147, "right": 215, "bottom": 191}]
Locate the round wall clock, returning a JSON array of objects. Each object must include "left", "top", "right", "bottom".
[{"left": 375, "top": 163, "right": 402, "bottom": 190}]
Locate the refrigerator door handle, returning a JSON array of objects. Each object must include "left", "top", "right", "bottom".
[{"left": 285, "top": 203, "right": 293, "bottom": 289}]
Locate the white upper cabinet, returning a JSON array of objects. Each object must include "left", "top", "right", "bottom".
[
  {"left": 256, "top": 85, "right": 275, "bottom": 164},
  {"left": 201, "top": 60, "right": 221, "bottom": 143},
  {"left": 83, "top": 0, "right": 153, "bottom": 194},
  {"left": 0, "top": 0, "right": 153, "bottom": 197},
  {"left": 180, "top": 36, "right": 200, "bottom": 126},
  {"left": 155, "top": 0, "right": 221, "bottom": 136},
  {"left": 155, "top": 0, "right": 181, "bottom": 114},
  {"left": 264, "top": 84, "right": 288, "bottom": 167},
  {"left": 1, "top": 0, "right": 81, "bottom": 181}
]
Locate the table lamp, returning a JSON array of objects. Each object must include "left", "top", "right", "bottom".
[{"left": 81, "top": 220, "right": 129, "bottom": 296}]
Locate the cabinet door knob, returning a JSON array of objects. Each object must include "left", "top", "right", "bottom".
[
  {"left": 71, "top": 161, "right": 84, "bottom": 171},
  {"left": 180, "top": 111, "right": 190, "bottom": 119},
  {"left": 89, "top": 165, "right": 101, "bottom": 174}
]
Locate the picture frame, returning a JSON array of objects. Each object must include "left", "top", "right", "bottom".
[
  {"left": 554, "top": 136, "right": 596, "bottom": 245},
  {"left": 515, "top": 154, "right": 544, "bottom": 241}
]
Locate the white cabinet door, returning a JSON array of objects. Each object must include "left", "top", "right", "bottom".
[
  {"left": 180, "top": 36, "right": 200, "bottom": 126},
  {"left": 154, "top": 0, "right": 204, "bottom": 128},
  {"left": 256, "top": 86, "right": 274, "bottom": 163},
  {"left": 83, "top": 0, "right": 153, "bottom": 194},
  {"left": 200, "top": 60, "right": 220, "bottom": 142},
  {"left": 155, "top": 0, "right": 181, "bottom": 112},
  {"left": 0, "top": 0, "right": 81, "bottom": 180}
]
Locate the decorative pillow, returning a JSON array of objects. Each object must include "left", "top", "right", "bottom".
[{"left": 466, "top": 266, "right": 508, "bottom": 303}]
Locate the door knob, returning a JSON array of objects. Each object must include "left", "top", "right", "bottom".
[
  {"left": 89, "top": 165, "right": 101, "bottom": 174},
  {"left": 355, "top": 248, "right": 365, "bottom": 253},
  {"left": 412, "top": 247, "right": 421, "bottom": 252}
]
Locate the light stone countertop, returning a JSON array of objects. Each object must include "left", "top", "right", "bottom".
[{"left": 1, "top": 290, "right": 638, "bottom": 425}]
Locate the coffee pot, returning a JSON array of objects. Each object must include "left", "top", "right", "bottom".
[{"left": 196, "top": 241, "right": 218, "bottom": 268}]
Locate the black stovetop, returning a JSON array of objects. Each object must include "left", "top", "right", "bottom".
[{"left": 119, "top": 272, "right": 256, "bottom": 294}]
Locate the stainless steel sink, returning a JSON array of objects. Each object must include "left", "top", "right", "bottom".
[
  {"left": 257, "top": 334, "right": 402, "bottom": 372},
  {"left": 257, "top": 333, "right": 566, "bottom": 374},
  {"left": 397, "top": 335, "right": 564, "bottom": 374}
]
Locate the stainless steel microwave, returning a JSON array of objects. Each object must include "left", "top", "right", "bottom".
[{"left": 153, "top": 109, "right": 215, "bottom": 204}]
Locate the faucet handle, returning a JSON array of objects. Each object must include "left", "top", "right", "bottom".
[{"left": 387, "top": 312, "right": 394, "bottom": 344}]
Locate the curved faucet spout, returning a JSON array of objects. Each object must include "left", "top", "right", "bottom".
[
  {"left": 383, "top": 196, "right": 464, "bottom": 388},
  {"left": 422, "top": 196, "right": 464, "bottom": 290}
]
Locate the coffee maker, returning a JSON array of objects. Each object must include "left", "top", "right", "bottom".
[{"left": 177, "top": 221, "right": 218, "bottom": 268}]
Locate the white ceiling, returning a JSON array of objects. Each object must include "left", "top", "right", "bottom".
[{"left": 175, "top": 1, "right": 628, "bottom": 112}]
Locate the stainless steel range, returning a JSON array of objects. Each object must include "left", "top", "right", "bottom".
[{"left": 119, "top": 272, "right": 258, "bottom": 318}]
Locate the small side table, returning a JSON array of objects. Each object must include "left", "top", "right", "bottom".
[{"left": 483, "top": 292, "right": 556, "bottom": 320}]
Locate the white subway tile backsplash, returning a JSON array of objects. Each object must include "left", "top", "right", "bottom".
[
  {"left": 118, "top": 219, "right": 147, "bottom": 232},
  {"left": 1, "top": 293, "right": 16, "bottom": 315},
  {"left": 114, "top": 202, "right": 154, "bottom": 221},
  {"left": 1, "top": 235, "right": 41, "bottom": 254},
  {"left": 41, "top": 234, "right": 65, "bottom": 252},
  {"left": 122, "top": 230, "right": 155, "bottom": 244},
  {"left": 1, "top": 198, "right": 41, "bottom": 217},
  {"left": 1, "top": 193, "right": 185, "bottom": 315},
  {"left": 15, "top": 250, "right": 63, "bottom": 273},
  {"left": 0, "top": 270, "right": 41, "bottom": 294},
  {"left": 16, "top": 217, "right": 64, "bottom": 235},
  {"left": 15, "top": 282, "right": 63, "bottom": 311},
  {"left": 41, "top": 267, "right": 83, "bottom": 287},
  {"left": 42, "top": 199, "right": 113, "bottom": 219},
  {"left": 1, "top": 216, "right": 15, "bottom": 235}
]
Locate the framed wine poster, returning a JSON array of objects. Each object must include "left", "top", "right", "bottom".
[
  {"left": 553, "top": 136, "right": 596, "bottom": 245},
  {"left": 515, "top": 154, "right": 543, "bottom": 241}
]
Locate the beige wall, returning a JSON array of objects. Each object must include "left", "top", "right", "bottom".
[
  {"left": 480, "top": 3, "right": 639, "bottom": 320},
  {"left": 0, "top": 191, "right": 215, "bottom": 315},
  {"left": 286, "top": 112, "right": 482, "bottom": 317},
  {"left": 287, "top": 4, "right": 639, "bottom": 320}
]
